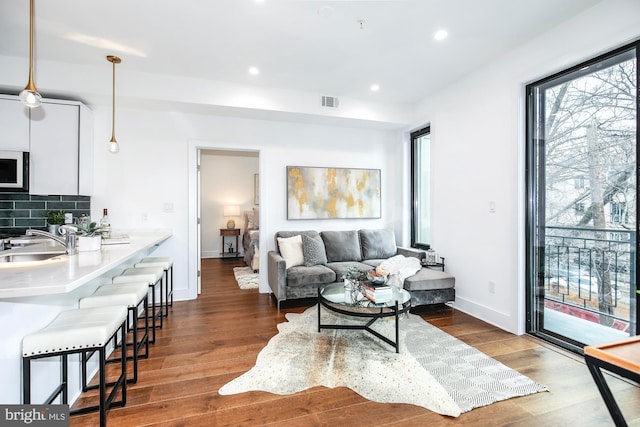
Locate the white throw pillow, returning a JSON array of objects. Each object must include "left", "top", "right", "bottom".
[{"left": 277, "top": 235, "right": 304, "bottom": 269}]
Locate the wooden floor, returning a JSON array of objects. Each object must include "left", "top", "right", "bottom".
[{"left": 70, "top": 258, "right": 640, "bottom": 427}]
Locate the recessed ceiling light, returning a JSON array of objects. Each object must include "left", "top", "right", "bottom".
[
  {"left": 370, "top": 84, "right": 380, "bottom": 92},
  {"left": 434, "top": 30, "right": 448, "bottom": 41},
  {"left": 249, "top": 67, "right": 260, "bottom": 75}
]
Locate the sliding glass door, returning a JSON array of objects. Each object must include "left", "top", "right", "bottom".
[{"left": 526, "top": 42, "right": 639, "bottom": 351}]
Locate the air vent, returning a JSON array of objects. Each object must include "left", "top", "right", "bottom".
[{"left": 321, "top": 96, "right": 339, "bottom": 108}]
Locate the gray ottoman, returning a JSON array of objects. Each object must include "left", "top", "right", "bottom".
[{"left": 403, "top": 267, "right": 455, "bottom": 307}]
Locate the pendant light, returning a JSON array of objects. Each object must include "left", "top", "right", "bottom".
[
  {"left": 19, "top": 0, "right": 42, "bottom": 108},
  {"left": 107, "top": 55, "right": 121, "bottom": 154}
]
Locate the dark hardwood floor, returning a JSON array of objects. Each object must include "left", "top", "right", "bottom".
[{"left": 70, "top": 258, "right": 640, "bottom": 426}]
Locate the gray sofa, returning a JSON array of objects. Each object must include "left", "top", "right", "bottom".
[{"left": 267, "top": 228, "right": 455, "bottom": 309}]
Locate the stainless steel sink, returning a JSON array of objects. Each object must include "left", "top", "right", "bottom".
[{"left": 0, "top": 252, "right": 64, "bottom": 263}]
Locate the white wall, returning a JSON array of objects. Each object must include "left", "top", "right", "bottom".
[
  {"left": 89, "top": 106, "right": 403, "bottom": 300},
  {"left": 412, "top": 0, "right": 640, "bottom": 334},
  {"left": 200, "top": 150, "right": 259, "bottom": 258}
]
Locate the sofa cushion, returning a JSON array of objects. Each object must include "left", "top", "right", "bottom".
[
  {"left": 301, "top": 234, "right": 328, "bottom": 266},
  {"left": 403, "top": 267, "right": 455, "bottom": 291},
  {"left": 277, "top": 235, "right": 304, "bottom": 269},
  {"left": 275, "top": 231, "right": 319, "bottom": 250},
  {"left": 321, "top": 230, "right": 362, "bottom": 262},
  {"left": 325, "top": 261, "right": 372, "bottom": 281},
  {"left": 362, "top": 259, "right": 384, "bottom": 268},
  {"left": 359, "top": 229, "right": 397, "bottom": 260},
  {"left": 286, "top": 264, "right": 336, "bottom": 287}
]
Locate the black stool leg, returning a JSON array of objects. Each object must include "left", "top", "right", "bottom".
[
  {"left": 149, "top": 283, "right": 157, "bottom": 343},
  {"left": 22, "top": 357, "right": 31, "bottom": 404}
]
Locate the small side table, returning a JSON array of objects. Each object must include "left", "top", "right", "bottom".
[
  {"left": 422, "top": 257, "right": 445, "bottom": 271},
  {"left": 584, "top": 336, "right": 640, "bottom": 426},
  {"left": 220, "top": 228, "right": 240, "bottom": 257}
]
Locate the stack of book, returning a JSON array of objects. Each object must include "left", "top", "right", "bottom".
[{"left": 362, "top": 282, "right": 393, "bottom": 303}]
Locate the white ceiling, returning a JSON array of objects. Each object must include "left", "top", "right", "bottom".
[{"left": 0, "top": 0, "right": 602, "bottom": 107}]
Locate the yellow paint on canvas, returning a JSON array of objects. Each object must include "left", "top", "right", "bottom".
[{"left": 288, "top": 167, "right": 308, "bottom": 212}]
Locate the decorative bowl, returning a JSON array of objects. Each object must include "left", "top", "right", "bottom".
[{"left": 366, "top": 271, "right": 388, "bottom": 285}]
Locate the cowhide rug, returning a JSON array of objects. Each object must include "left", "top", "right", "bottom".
[{"left": 219, "top": 306, "right": 546, "bottom": 417}]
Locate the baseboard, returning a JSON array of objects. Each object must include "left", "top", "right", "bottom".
[
  {"left": 201, "top": 251, "right": 244, "bottom": 259},
  {"left": 451, "top": 296, "right": 517, "bottom": 334}
]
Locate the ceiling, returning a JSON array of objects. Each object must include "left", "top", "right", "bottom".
[{"left": 0, "top": 0, "right": 602, "bottom": 107}]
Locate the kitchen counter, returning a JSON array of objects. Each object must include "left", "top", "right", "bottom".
[
  {"left": 0, "top": 230, "right": 172, "bottom": 299},
  {"left": 0, "top": 229, "right": 172, "bottom": 405}
]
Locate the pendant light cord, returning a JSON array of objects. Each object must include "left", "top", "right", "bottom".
[
  {"left": 107, "top": 55, "right": 121, "bottom": 143},
  {"left": 111, "top": 58, "right": 116, "bottom": 142},
  {"left": 28, "top": 0, "right": 35, "bottom": 87}
]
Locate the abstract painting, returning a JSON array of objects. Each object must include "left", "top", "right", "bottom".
[{"left": 287, "top": 166, "right": 381, "bottom": 219}]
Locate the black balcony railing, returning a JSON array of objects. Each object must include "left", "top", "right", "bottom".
[{"left": 541, "top": 225, "right": 636, "bottom": 331}]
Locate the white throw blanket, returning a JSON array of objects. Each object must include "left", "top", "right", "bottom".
[{"left": 378, "top": 255, "right": 422, "bottom": 288}]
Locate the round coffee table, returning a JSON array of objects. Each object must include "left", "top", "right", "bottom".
[{"left": 317, "top": 282, "right": 411, "bottom": 353}]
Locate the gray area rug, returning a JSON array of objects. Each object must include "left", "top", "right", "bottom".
[
  {"left": 219, "top": 306, "right": 547, "bottom": 417},
  {"left": 233, "top": 267, "right": 259, "bottom": 289}
]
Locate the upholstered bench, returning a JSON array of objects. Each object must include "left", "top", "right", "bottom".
[{"left": 403, "top": 267, "right": 455, "bottom": 307}]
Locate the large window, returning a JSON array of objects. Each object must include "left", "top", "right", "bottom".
[
  {"left": 411, "top": 126, "right": 431, "bottom": 249},
  {"left": 526, "top": 41, "right": 638, "bottom": 352}
]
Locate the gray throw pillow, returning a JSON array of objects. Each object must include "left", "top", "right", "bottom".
[
  {"left": 302, "top": 234, "right": 328, "bottom": 266},
  {"left": 359, "top": 229, "right": 397, "bottom": 259},
  {"left": 321, "top": 230, "right": 362, "bottom": 262}
]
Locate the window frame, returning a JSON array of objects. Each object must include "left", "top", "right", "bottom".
[{"left": 410, "top": 126, "right": 431, "bottom": 250}]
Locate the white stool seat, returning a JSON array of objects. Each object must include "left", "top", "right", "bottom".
[
  {"left": 138, "top": 257, "right": 173, "bottom": 267},
  {"left": 113, "top": 267, "right": 163, "bottom": 284},
  {"left": 134, "top": 260, "right": 170, "bottom": 269},
  {"left": 113, "top": 267, "right": 165, "bottom": 343},
  {"left": 23, "top": 306, "right": 128, "bottom": 357},
  {"left": 137, "top": 257, "right": 174, "bottom": 319},
  {"left": 78, "top": 282, "right": 150, "bottom": 384},
  {"left": 80, "top": 282, "right": 149, "bottom": 309}
]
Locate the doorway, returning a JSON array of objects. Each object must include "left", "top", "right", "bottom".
[
  {"left": 196, "top": 148, "right": 260, "bottom": 295},
  {"left": 526, "top": 42, "right": 638, "bottom": 352}
]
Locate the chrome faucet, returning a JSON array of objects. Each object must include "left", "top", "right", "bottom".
[{"left": 26, "top": 227, "right": 77, "bottom": 255}]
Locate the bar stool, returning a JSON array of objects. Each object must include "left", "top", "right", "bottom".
[
  {"left": 113, "top": 267, "right": 164, "bottom": 343},
  {"left": 22, "top": 306, "right": 128, "bottom": 427},
  {"left": 79, "top": 282, "right": 150, "bottom": 384},
  {"left": 135, "top": 257, "right": 174, "bottom": 317}
]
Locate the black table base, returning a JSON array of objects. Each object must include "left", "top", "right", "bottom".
[{"left": 317, "top": 288, "right": 409, "bottom": 353}]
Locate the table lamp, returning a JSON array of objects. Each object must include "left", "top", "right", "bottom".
[{"left": 223, "top": 205, "right": 240, "bottom": 229}]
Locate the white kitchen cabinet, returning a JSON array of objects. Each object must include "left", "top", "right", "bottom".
[
  {"left": 0, "top": 95, "right": 93, "bottom": 195},
  {"left": 30, "top": 102, "right": 79, "bottom": 195},
  {"left": 0, "top": 95, "right": 29, "bottom": 151}
]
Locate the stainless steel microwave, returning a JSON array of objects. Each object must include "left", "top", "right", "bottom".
[{"left": 0, "top": 151, "right": 29, "bottom": 192}]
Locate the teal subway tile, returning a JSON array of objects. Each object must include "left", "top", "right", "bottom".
[
  {"left": 15, "top": 219, "right": 46, "bottom": 227},
  {"left": 62, "top": 195, "right": 90, "bottom": 202},
  {"left": 45, "top": 202, "right": 76, "bottom": 210},
  {"left": 0, "top": 210, "right": 29, "bottom": 219},
  {"left": 0, "top": 193, "right": 29, "bottom": 201},
  {"left": 15, "top": 201, "right": 46, "bottom": 210},
  {"left": 30, "top": 195, "right": 62, "bottom": 201},
  {"left": 30, "top": 209, "right": 46, "bottom": 218},
  {"left": 0, "top": 202, "right": 13, "bottom": 209}
]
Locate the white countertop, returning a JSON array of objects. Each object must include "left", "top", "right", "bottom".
[{"left": 0, "top": 230, "right": 171, "bottom": 299}]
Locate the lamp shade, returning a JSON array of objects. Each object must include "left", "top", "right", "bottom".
[
  {"left": 223, "top": 205, "right": 240, "bottom": 229},
  {"left": 223, "top": 205, "right": 241, "bottom": 217}
]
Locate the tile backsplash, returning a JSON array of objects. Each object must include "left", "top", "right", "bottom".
[{"left": 0, "top": 193, "right": 90, "bottom": 236}]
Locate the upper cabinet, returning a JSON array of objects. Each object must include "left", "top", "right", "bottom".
[
  {"left": 0, "top": 96, "right": 29, "bottom": 151},
  {"left": 0, "top": 95, "right": 93, "bottom": 195}
]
